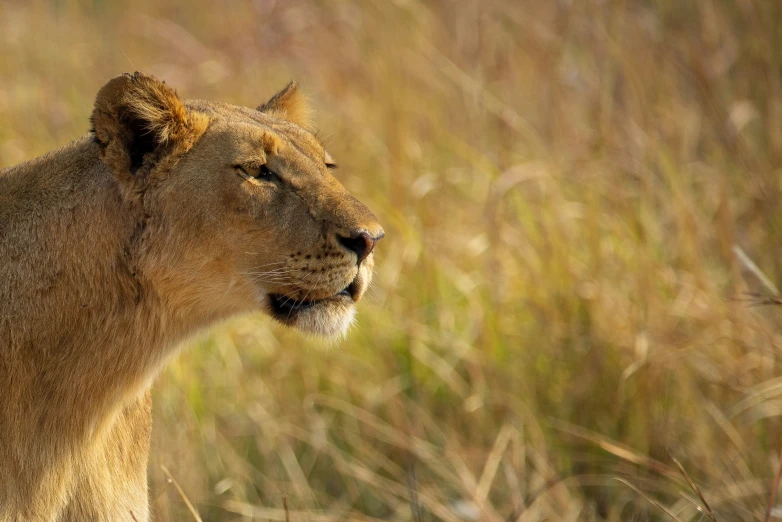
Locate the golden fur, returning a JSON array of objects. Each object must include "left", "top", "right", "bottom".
[{"left": 0, "top": 73, "right": 383, "bottom": 521}]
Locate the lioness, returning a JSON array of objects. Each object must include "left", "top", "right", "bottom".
[{"left": 0, "top": 73, "right": 383, "bottom": 521}]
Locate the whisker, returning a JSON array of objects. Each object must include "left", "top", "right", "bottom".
[
  {"left": 297, "top": 271, "right": 323, "bottom": 308},
  {"left": 243, "top": 267, "right": 295, "bottom": 275},
  {"left": 244, "top": 260, "right": 287, "bottom": 269},
  {"left": 285, "top": 270, "right": 319, "bottom": 321},
  {"left": 241, "top": 268, "right": 298, "bottom": 278},
  {"left": 243, "top": 270, "right": 297, "bottom": 278}
]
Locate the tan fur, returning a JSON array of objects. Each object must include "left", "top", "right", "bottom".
[{"left": 0, "top": 73, "right": 383, "bottom": 521}]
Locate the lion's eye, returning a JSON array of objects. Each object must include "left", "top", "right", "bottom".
[
  {"left": 258, "top": 164, "right": 275, "bottom": 178},
  {"left": 236, "top": 164, "right": 276, "bottom": 181}
]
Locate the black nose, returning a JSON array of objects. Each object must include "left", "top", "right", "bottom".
[{"left": 339, "top": 231, "right": 383, "bottom": 264}]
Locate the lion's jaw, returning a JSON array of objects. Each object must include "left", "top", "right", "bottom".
[{"left": 261, "top": 252, "right": 375, "bottom": 337}]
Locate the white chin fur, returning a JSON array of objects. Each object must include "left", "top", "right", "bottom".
[{"left": 291, "top": 302, "right": 357, "bottom": 338}]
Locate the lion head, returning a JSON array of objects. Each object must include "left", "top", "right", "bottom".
[{"left": 90, "top": 73, "right": 383, "bottom": 337}]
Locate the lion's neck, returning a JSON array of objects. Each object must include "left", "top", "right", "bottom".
[{"left": 0, "top": 137, "right": 202, "bottom": 452}]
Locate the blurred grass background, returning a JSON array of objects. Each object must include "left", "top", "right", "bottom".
[{"left": 3, "top": 0, "right": 782, "bottom": 520}]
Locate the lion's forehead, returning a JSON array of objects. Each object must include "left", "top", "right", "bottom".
[{"left": 186, "top": 99, "right": 326, "bottom": 162}]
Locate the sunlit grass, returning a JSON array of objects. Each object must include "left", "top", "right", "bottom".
[{"left": 3, "top": 1, "right": 782, "bottom": 520}]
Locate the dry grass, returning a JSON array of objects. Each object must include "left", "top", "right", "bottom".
[{"left": 3, "top": 0, "right": 782, "bottom": 520}]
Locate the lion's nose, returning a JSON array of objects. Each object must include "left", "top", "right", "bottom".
[{"left": 338, "top": 230, "right": 384, "bottom": 264}]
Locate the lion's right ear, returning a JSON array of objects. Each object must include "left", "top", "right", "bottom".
[
  {"left": 90, "top": 72, "right": 208, "bottom": 183},
  {"left": 257, "top": 81, "right": 313, "bottom": 130}
]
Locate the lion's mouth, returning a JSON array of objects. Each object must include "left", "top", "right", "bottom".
[
  {"left": 269, "top": 279, "right": 359, "bottom": 315},
  {"left": 264, "top": 264, "right": 372, "bottom": 337}
]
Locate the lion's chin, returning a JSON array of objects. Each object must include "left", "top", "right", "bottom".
[{"left": 266, "top": 291, "right": 358, "bottom": 338}]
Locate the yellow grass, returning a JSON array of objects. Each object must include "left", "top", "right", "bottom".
[{"left": 3, "top": 1, "right": 782, "bottom": 520}]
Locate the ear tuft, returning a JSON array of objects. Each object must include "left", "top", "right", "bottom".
[
  {"left": 123, "top": 73, "right": 190, "bottom": 144},
  {"left": 91, "top": 72, "right": 208, "bottom": 178},
  {"left": 257, "top": 81, "right": 313, "bottom": 130}
]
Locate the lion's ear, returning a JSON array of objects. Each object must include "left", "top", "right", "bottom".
[
  {"left": 91, "top": 72, "right": 208, "bottom": 179},
  {"left": 257, "top": 81, "right": 312, "bottom": 129}
]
